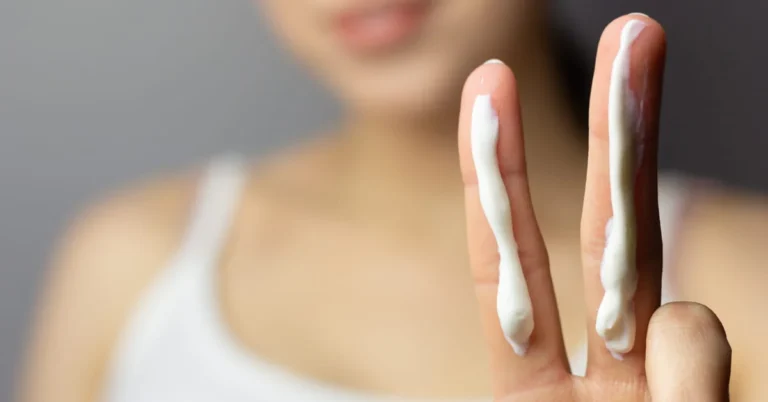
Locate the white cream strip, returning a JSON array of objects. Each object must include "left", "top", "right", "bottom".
[
  {"left": 595, "top": 19, "right": 646, "bottom": 357},
  {"left": 471, "top": 94, "right": 533, "bottom": 356}
]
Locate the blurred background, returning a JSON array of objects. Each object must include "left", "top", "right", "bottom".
[{"left": 1, "top": 0, "right": 766, "bottom": 397}]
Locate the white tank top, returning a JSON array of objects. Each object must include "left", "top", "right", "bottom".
[{"left": 100, "top": 155, "right": 694, "bottom": 402}]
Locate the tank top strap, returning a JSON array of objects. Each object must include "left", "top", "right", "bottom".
[{"left": 175, "top": 154, "right": 248, "bottom": 269}]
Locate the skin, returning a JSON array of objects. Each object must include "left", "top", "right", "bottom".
[
  {"left": 16, "top": 1, "right": 767, "bottom": 401},
  {"left": 459, "top": 17, "right": 729, "bottom": 400}
]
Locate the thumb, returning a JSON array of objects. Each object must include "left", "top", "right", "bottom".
[{"left": 646, "top": 302, "right": 732, "bottom": 402}]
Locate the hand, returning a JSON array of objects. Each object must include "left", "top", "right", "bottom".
[{"left": 458, "top": 14, "right": 732, "bottom": 401}]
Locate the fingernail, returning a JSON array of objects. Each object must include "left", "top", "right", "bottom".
[
  {"left": 484, "top": 58, "right": 505, "bottom": 65},
  {"left": 628, "top": 12, "right": 649, "bottom": 18}
]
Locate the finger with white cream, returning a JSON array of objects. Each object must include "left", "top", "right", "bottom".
[
  {"left": 582, "top": 14, "right": 666, "bottom": 376},
  {"left": 595, "top": 19, "right": 646, "bottom": 357},
  {"left": 459, "top": 61, "right": 569, "bottom": 391},
  {"left": 471, "top": 94, "right": 533, "bottom": 356}
]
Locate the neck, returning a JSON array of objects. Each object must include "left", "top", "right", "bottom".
[{"left": 339, "top": 111, "right": 462, "bottom": 196}]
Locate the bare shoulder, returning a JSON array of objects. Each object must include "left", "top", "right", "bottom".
[
  {"left": 60, "top": 170, "right": 198, "bottom": 275},
  {"left": 675, "top": 184, "right": 768, "bottom": 399},
  {"left": 51, "top": 167, "right": 199, "bottom": 311},
  {"left": 19, "top": 167, "right": 199, "bottom": 402}
]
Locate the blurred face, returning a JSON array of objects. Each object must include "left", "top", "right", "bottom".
[{"left": 259, "top": 0, "right": 543, "bottom": 119}]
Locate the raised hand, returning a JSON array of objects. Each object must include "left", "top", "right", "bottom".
[{"left": 458, "top": 14, "right": 732, "bottom": 401}]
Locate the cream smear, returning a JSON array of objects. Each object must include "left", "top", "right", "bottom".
[
  {"left": 595, "top": 19, "right": 646, "bottom": 358},
  {"left": 471, "top": 94, "right": 533, "bottom": 356}
]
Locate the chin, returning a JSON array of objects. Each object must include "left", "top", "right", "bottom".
[
  {"left": 351, "top": 91, "right": 456, "bottom": 122},
  {"left": 261, "top": 0, "right": 538, "bottom": 121}
]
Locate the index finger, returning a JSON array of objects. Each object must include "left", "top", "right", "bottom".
[{"left": 458, "top": 61, "right": 569, "bottom": 396}]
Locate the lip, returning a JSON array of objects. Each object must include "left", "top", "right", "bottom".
[{"left": 333, "top": 0, "right": 432, "bottom": 54}]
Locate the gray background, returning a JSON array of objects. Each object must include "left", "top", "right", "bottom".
[{"left": 1, "top": 0, "right": 766, "bottom": 397}]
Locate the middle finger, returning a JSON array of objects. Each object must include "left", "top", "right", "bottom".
[{"left": 581, "top": 14, "right": 667, "bottom": 379}]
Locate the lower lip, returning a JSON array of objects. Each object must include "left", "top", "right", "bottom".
[{"left": 334, "top": 2, "right": 430, "bottom": 53}]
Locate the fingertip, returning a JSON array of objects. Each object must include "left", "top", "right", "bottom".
[
  {"left": 624, "top": 13, "right": 665, "bottom": 42},
  {"left": 646, "top": 302, "right": 732, "bottom": 399},
  {"left": 601, "top": 13, "right": 665, "bottom": 42},
  {"left": 594, "top": 13, "right": 667, "bottom": 74},
  {"left": 647, "top": 301, "right": 732, "bottom": 370},
  {"left": 588, "top": 12, "right": 667, "bottom": 144},
  {"left": 484, "top": 58, "right": 505, "bottom": 65},
  {"left": 647, "top": 302, "right": 729, "bottom": 345},
  {"left": 458, "top": 60, "right": 521, "bottom": 184},
  {"left": 461, "top": 59, "right": 516, "bottom": 102}
]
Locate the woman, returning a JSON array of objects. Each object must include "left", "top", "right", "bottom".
[{"left": 18, "top": 0, "right": 767, "bottom": 400}]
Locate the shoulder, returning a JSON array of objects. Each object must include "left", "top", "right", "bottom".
[
  {"left": 50, "top": 168, "right": 199, "bottom": 338},
  {"left": 54, "top": 168, "right": 198, "bottom": 297},
  {"left": 19, "top": 166, "right": 200, "bottom": 401},
  {"left": 674, "top": 182, "right": 768, "bottom": 399}
]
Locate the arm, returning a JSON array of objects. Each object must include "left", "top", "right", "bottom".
[{"left": 16, "top": 175, "right": 194, "bottom": 402}]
